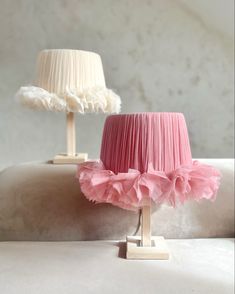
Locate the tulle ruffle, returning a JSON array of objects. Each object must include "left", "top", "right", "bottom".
[
  {"left": 76, "top": 160, "right": 221, "bottom": 211},
  {"left": 16, "top": 86, "right": 121, "bottom": 114}
]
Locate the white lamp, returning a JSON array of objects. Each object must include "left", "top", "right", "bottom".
[{"left": 16, "top": 49, "right": 121, "bottom": 163}]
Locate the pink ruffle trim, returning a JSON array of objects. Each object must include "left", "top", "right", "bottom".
[{"left": 76, "top": 160, "right": 221, "bottom": 211}]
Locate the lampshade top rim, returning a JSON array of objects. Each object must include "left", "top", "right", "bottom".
[
  {"left": 40, "top": 49, "right": 100, "bottom": 57},
  {"left": 108, "top": 112, "right": 184, "bottom": 117}
]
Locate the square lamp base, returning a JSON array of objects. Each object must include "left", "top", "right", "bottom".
[
  {"left": 126, "top": 236, "right": 170, "bottom": 260},
  {"left": 53, "top": 153, "right": 88, "bottom": 164}
]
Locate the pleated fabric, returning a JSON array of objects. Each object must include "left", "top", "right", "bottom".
[
  {"left": 100, "top": 113, "right": 192, "bottom": 174},
  {"left": 16, "top": 49, "right": 121, "bottom": 113},
  {"left": 77, "top": 113, "right": 221, "bottom": 210}
]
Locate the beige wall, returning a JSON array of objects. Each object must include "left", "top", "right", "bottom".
[{"left": 0, "top": 0, "right": 234, "bottom": 170}]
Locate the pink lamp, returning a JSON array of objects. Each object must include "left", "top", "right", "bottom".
[{"left": 77, "top": 112, "right": 221, "bottom": 259}]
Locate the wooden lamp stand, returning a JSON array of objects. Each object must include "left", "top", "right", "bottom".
[
  {"left": 53, "top": 112, "right": 88, "bottom": 164},
  {"left": 126, "top": 202, "right": 170, "bottom": 260}
]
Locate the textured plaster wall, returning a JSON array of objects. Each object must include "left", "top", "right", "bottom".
[{"left": 0, "top": 0, "right": 234, "bottom": 170}]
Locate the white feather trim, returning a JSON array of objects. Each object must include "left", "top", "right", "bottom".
[{"left": 16, "top": 86, "right": 121, "bottom": 113}]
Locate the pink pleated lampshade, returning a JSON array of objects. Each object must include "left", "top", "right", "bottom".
[
  {"left": 77, "top": 112, "right": 221, "bottom": 210},
  {"left": 100, "top": 113, "right": 192, "bottom": 174}
]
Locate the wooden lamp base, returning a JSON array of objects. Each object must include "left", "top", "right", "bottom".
[
  {"left": 126, "top": 236, "right": 170, "bottom": 260},
  {"left": 126, "top": 204, "right": 170, "bottom": 260},
  {"left": 53, "top": 153, "right": 88, "bottom": 164}
]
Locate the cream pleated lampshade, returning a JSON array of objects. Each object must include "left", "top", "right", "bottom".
[{"left": 16, "top": 49, "right": 121, "bottom": 113}]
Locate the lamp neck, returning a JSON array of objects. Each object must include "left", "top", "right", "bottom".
[{"left": 66, "top": 112, "right": 76, "bottom": 156}]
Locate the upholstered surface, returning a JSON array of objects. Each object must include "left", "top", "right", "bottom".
[
  {"left": 0, "top": 239, "right": 233, "bottom": 294},
  {"left": 0, "top": 162, "right": 138, "bottom": 241},
  {"left": 0, "top": 159, "right": 234, "bottom": 240}
]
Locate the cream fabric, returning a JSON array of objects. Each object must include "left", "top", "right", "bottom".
[
  {"left": 16, "top": 86, "right": 121, "bottom": 113},
  {"left": 16, "top": 49, "right": 121, "bottom": 113},
  {"left": 36, "top": 50, "right": 106, "bottom": 93},
  {"left": 0, "top": 159, "right": 234, "bottom": 241},
  {"left": 0, "top": 239, "right": 233, "bottom": 294}
]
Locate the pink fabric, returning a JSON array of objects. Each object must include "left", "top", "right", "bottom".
[
  {"left": 77, "top": 112, "right": 221, "bottom": 210},
  {"left": 101, "top": 113, "right": 192, "bottom": 174},
  {"left": 77, "top": 160, "right": 221, "bottom": 211}
]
